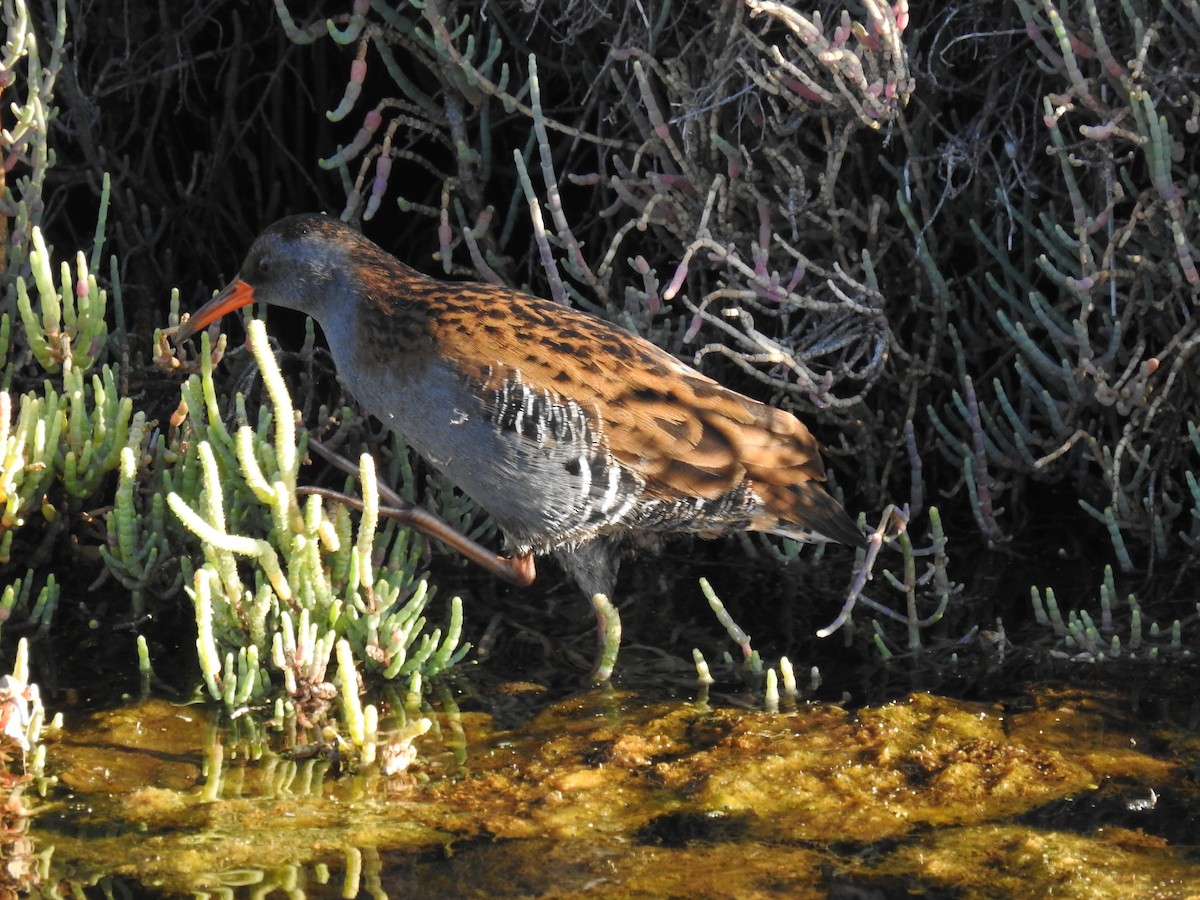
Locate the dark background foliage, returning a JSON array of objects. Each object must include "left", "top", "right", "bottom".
[{"left": 6, "top": 0, "right": 1199, "bottom": 692}]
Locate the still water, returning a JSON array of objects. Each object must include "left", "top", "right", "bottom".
[{"left": 14, "top": 674, "right": 1200, "bottom": 898}]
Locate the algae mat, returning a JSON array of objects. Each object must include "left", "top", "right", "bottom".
[{"left": 13, "top": 686, "right": 1200, "bottom": 898}]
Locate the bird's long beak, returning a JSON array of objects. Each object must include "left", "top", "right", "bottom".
[{"left": 174, "top": 278, "right": 256, "bottom": 343}]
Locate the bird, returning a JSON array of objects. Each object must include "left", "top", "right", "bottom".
[{"left": 174, "top": 213, "right": 865, "bottom": 603}]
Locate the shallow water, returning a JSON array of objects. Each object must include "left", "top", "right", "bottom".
[{"left": 12, "top": 678, "right": 1200, "bottom": 898}]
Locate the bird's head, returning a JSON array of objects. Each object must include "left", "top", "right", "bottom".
[{"left": 175, "top": 214, "right": 357, "bottom": 343}]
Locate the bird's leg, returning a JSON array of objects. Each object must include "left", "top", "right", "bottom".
[
  {"left": 298, "top": 439, "right": 537, "bottom": 588},
  {"left": 294, "top": 486, "right": 536, "bottom": 587},
  {"left": 509, "top": 552, "right": 536, "bottom": 587},
  {"left": 550, "top": 540, "right": 626, "bottom": 679}
]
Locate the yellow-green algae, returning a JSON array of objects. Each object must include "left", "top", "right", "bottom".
[
  {"left": 21, "top": 687, "right": 1200, "bottom": 897},
  {"left": 865, "top": 824, "right": 1197, "bottom": 899}
]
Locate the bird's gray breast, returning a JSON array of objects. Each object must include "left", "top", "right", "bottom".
[{"left": 336, "top": 355, "right": 641, "bottom": 552}]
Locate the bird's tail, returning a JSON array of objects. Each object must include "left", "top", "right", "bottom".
[{"left": 768, "top": 483, "right": 866, "bottom": 550}]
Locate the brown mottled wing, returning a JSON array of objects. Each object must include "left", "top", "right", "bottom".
[
  {"left": 602, "top": 365, "right": 830, "bottom": 501},
  {"left": 425, "top": 282, "right": 830, "bottom": 508}
]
